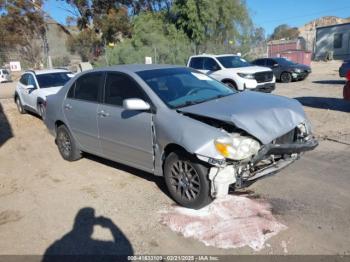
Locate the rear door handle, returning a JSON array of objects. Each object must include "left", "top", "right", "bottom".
[
  {"left": 64, "top": 104, "right": 72, "bottom": 110},
  {"left": 97, "top": 110, "right": 110, "bottom": 117}
]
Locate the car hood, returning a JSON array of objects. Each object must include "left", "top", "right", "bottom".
[
  {"left": 38, "top": 86, "right": 63, "bottom": 98},
  {"left": 178, "top": 91, "right": 307, "bottom": 144},
  {"left": 222, "top": 66, "right": 272, "bottom": 74},
  {"left": 291, "top": 64, "right": 311, "bottom": 71}
]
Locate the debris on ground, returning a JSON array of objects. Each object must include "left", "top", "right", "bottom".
[{"left": 159, "top": 195, "right": 287, "bottom": 251}]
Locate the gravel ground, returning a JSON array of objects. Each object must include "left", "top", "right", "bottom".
[{"left": 0, "top": 61, "right": 349, "bottom": 257}]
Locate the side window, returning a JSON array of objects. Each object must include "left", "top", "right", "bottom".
[
  {"left": 334, "top": 33, "right": 343, "bottom": 49},
  {"left": 266, "top": 59, "right": 275, "bottom": 67},
  {"left": 27, "top": 74, "right": 37, "bottom": 88},
  {"left": 104, "top": 72, "right": 146, "bottom": 107},
  {"left": 74, "top": 72, "right": 104, "bottom": 102},
  {"left": 253, "top": 59, "right": 265, "bottom": 66},
  {"left": 20, "top": 74, "right": 28, "bottom": 85},
  {"left": 66, "top": 82, "right": 75, "bottom": 98},
  {"left": 189, "top": 57, "right": 203, "bottom": 69},
  {"left": 203, "top": 58, "right": 220, "bottom": 71}
]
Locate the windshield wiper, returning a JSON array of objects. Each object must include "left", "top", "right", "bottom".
[{"left": 174, "top": 94, "right": 232, "bottom": 109}]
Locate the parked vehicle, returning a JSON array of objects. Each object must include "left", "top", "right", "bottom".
[
  {"left": 187, "top": 54, "right": 276, "bottom": 93},
  {"left": 343, "top": 71, "right": 350, "bottom": 101},
  {"left": 252, "top": 57, "right": 311, "bottom": 83},
  {"left": 14, "top": 69, "right": 73, "bottom": 119},
  {"left": 44, "top": 65, "right": 318, "bottom": 209},
  {"left": 0, "top": 68, "right": 12, "bottom": 83},
  {"left": 339, "top": 60, "right": 350, "bottom": 78}
]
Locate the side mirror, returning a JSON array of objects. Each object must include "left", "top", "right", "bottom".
[
  {"left": 25, "top": 84, "right": 36, "bottom": 89},
  {"left": 123, "top": 98, "right": 150, "bottom": 111}
]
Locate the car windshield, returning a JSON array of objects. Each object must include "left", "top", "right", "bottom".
[
  {"left": 36, "top": 72, "right": 72, "bottom": 88},
  {"left": 216, "top": 56, "right": 251, "bottom": 68},
  {"left": 275, "top": 58, "right": 296, "bottom": 66},
  {"left": 137, "top": 68, "right": 236, "bottom": 109}
]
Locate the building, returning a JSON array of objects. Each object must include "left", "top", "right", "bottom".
[
  {"left": 267, "top": 38, "right": 311, "bottom": 65},
  {"left": 314, "top": 22, "right": 350, "bottom": 61}
]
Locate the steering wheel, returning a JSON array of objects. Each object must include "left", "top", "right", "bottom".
[{"left": 186, "top": 87, "right": 218, "bottom": 96}]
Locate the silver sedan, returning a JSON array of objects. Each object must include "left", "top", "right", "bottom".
[{"left": 44, "top": 65, "right": 318, "bottom": 209}]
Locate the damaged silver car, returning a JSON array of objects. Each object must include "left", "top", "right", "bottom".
[{"left": 44, "top": 65, "right": 318, "bottom": 209}]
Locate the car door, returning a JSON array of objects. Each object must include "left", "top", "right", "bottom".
[
  {"left": 18, "top": 73, "right": 35, "bottom": 108},
  {"left": 267, "top": 59, "right": 280, "bottom": 76},
  {"left": 25, "top": 74, "right": 40, "bottom": 109},
  {"left": 98, "top": 71, "right": 154, "bottom": 172},
  {"left": 63, "top": 72, "right": 104, "bottom": 155}
]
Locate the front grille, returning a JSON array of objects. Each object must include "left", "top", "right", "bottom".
[
  {"left": 275, "top": 128, "right": 297, "bottom": 144},
  {"left": 254, "top": 71, "right": 274, "bottom": 83}
]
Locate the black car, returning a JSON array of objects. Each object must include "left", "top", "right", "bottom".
[
  {"left": 339, "top": 60, "right": 350, "bottom": 78},
  {"left": 252, "top": 57, "right": 311, "bottom": 83}
]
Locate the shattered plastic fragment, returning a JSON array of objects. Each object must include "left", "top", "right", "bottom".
[{"left": 160, "top": 195, "right": 287, "bottom": 251}]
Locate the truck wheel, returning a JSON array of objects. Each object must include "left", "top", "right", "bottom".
[
  {"left": 280, "top": 72, "right": 292, "bottom": 83},
  {"left": 56, "top": 125, "right": 82, "bottom": 161},
  {"left": 223, "top": 80, "right": 238, "bottom": 90},
  {"left": 15, "top": 96, "right": 26, "bottom": 114},
  {"left": 164, "top": 151, "right": 213, "bottom": 209}
]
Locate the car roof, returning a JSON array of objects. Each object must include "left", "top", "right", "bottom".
[
  {"left": 93, "top": 64, "right": 183, "bottom": 73},
  {"left": 190, "top": 54, "right": 239, "bottom": 58},
  {"left": 25, "top": 69, "right": 70, "bottom": 75}
]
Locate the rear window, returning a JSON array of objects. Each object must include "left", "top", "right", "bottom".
[
  {"left": 2, "top": 69, "right": 9, "bottom": 75},
  {"left": 36, "top": 72, "right": 72, "bottom": 89}
]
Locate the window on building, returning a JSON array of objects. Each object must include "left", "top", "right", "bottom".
[{"left": 334, "top": 33, "right": 343, "bottom": 49}]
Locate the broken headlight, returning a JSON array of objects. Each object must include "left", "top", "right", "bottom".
[{"left": 214, "top": 135, "right": 260, "bottom": 161}]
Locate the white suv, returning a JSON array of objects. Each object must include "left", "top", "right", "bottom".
[
  {"left": 14, "top": 69, "right": 73, "bottom": 119},
  {"left": 187, "top": 54, "right": 276, "bottom": 92}
]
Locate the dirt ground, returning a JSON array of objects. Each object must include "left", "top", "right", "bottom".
[{"left": 0, "top": 61, "right": 350, "bottom": 256}]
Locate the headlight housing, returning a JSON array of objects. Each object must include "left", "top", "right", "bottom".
[
  {"left": 237, "top": 73, "right": 255, "bottom": 79},
  {"left": 214, "top": 135, "right": 260, "bottom": 161},
  {"left": 294, "top": 68, "right": 302, "bottom": 73}
]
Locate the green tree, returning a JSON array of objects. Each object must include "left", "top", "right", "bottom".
[
  {"left": 97, "top": 12, "right": 192, "bottom": 66},
  {"left": 270, "top": 24, "right": 299, "bottom": 40},
  {"left": 171, "top": 0, "right": 252, "bottom": 54}
]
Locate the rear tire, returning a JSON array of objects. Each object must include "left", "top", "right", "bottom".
[
  {"left": 164, "top": 151, "right": 213, "bottom": 209},
  {"left": 56, "top": 125, "right": 82, "bottom": 161},
  {"left": 280, "top": 72, "right": 292, "bottom": 83},
  {"left": 38, "top": 103, "right": 46, "bottom": 121},
  {"left": 15, "top": 96, "right": 26, "bottom": 114}
]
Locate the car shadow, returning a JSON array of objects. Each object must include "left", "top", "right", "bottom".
[
  {"left": 42, "top": 207, "right": 133, "bottom": 261},
  {"left": 312, "top": 80, "right": 346, "bottom": 85},
  {"left": 0, "top": 102, "right": 13, "bottom": 147},
  {"left": 84, "top": 153, "right": 170, "bottom": 199},
  {"left": 295, "top": 96, "right": 350, "bottom": 113}
]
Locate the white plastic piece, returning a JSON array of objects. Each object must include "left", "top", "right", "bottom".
[{"left": 208, "top": 166, "right": 236, "bottom": 198}]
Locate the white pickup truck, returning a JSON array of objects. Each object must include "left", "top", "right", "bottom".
[{"left": 187, "top": 54, "right": 276, "bottom": 93}]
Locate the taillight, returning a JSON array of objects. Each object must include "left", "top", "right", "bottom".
[{"left": 346, "top": 71, "right": 350, "bottom": 81}]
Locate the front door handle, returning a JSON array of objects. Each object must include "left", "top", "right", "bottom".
[
  {"left": 64, "top": 104, "right": 72, "bottom": 110},
  {"left": 97, "top": 110, "right": 110, "bottom": 117}
]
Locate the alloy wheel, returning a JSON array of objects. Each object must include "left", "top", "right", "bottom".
[
  {"left": 169, "top": 160, "right": 201, "bottom": 200},
  {"left": 57, "top": 131, "right": 71, "bottom": 158}
]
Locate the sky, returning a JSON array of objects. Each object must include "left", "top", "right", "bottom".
[{"left": 44, "top": 0, "right": 350, "bottom": 35}]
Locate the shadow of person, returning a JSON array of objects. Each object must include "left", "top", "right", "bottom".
[
  {"left": 42, "top": 207, "right": 133, "bottom": 262},
  {"left": 0, "top": 102, "right": 13, "bottom": 147}
]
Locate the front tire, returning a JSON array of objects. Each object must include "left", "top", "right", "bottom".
[
  {"left": 223, "top": 80, "right": 238, "bottom": 90},
  {"left": 56, "top": 125, "right": 82, "bottom": 161},
  {"left": 164, "top": 151, "right": 213, "bottom": 209},
  {"left": 280, "top": 72, "right": 292, "bottom": 83}
]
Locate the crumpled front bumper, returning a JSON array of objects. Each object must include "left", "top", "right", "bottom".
[{"left": 251, "top": 136, "right": 319, "bottom": 164}]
